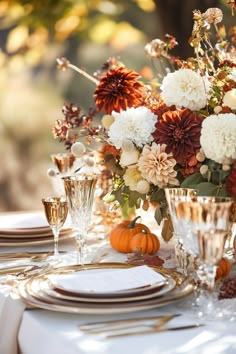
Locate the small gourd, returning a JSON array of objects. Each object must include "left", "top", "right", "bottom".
[
  {"left": 215, "top": 258, "right": 231, "bottom": 280},
  {"left": 109, "top": 216, "right": 150, "bottom": 253},
  {"left": 130, "top": 229, "right": 160, "bottom": 255}
]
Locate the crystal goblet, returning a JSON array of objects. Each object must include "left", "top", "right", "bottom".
[
  {"left": 164, "top": 188, "right": 198, "bottom": 274},
  {"left": 42, "top": 196, "right": 68, "bottom": 261},
  {"left": 62, "top": 174, "right": 97, "bottom": 265},
  {"left": 173, "top": 196, "right": 233, "bottom": 318}
]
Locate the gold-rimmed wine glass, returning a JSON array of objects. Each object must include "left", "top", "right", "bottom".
[
  {"left": 62, "top": 174, "right": 97, "bottom": 265},
  {"left": 173, "top": 196, "right": 233, "bottom": 318},
  {"left": 42, "top": 196, "right": 68, "bottom": 261}
]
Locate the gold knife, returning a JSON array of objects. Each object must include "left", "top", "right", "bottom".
[
  {"left": 79, "top": 314, "right": 180, "bottom": 332},
  {"left": 105, "top": 324, "right": 204, "bottom": 338}
]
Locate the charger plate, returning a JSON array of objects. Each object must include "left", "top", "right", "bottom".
[
  {"left": 0, "top": 228, "right": 72, "bottom": 239},
  {"left": 0, "top": 232, "right": 75, "bottom": 246},
  {"left": 17, "top": 263, "right": 194, "bottom": 314}
]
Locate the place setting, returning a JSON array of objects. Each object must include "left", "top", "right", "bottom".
[
  {"left": 0, "top": 209, "right": 73, "bottom": 247},
  {"left": 16, "top": 262, "right": 194, "bottom": 314}
]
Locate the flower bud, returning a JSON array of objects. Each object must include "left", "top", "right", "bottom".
[
  {"left": 122, "top": 139, "right": 135, "bottom": 152},
  {"left": 103, "top": 193, "right": 115, "bottom": 203},
  {"left": 222, "top": 164, "right": 231, "bottom": 171},
  {"left": 47, "top": 168, "right": 57, "bottom": 177},
  {"left": 84, "top": 156, "right": 95, "bottom": 167},
  {"left": 223, "top": 89, "right": 236, "bottom": 110},
  {"left": 120, "top": 149, "right": 140, "bottom": 168},
  {"left": 136, "top": 180, "right": 150, "bottom": 194},
  {"left": 196, "top": 151, "right": 205, "bottom": 162},
  {"left": 71, "top": 142, "right": 86, "bottom": 157},
  {"left": 200, "top": 164, "right": 209, "bottom": 175},
  {"left": 102, "top": 114, "right": 114, "bottom": 129},
  {"left": 214, "top": 105, "right": 222, "bottom": 114}
]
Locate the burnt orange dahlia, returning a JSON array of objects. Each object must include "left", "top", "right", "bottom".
[
  {"left": 94, "top": 67, "right": 144, "bottom": 114},
  {"left": 226, "top": 168, "right": 236, "bottom": 198},
  {"left": 153, "top": 108, "right": 204, "bottom": 166}
]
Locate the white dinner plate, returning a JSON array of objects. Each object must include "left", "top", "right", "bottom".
[{"left": 0, "top": 211, "right": 49, "bottom": 231}]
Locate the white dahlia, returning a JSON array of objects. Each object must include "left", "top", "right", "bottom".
[
  {"left": 160, "top": 68, "right": 209, "bottom": 110},
  {"left": 108, "top": 106, "right": 157, "bottom": 149},
  {"left": 200, "top": 113, "right": 236, "bottom": 164},
  {"left": 138, "top": 143, "right": 179, "bottom": 188}
]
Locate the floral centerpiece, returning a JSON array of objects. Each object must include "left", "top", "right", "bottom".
[{"left": 52, "top": 6, "right": 236, "bottom": 238}]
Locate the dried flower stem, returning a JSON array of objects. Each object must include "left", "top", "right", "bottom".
[{"left": 68, "top": 63, "right": 99, "bottom": 85}]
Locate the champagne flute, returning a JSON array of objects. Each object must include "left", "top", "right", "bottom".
[
  {"left": 62, "top": 174, "right": 97, "bottom": 265},
  {"left": 42, "top": 196, "right": 68, "bottom": 260}
]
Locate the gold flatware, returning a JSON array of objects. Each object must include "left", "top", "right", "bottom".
[
  {"left": 106, "top": 324, "right": 204, "bottom": 338},
  {"left": 0, "top": 251, "right": 66, "bottom": 262},
  {"left": 79, "top": 314, "right": 180, "bottom": 332}
]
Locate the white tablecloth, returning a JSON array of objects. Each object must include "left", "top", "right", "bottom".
[{"left": 0, "top": 212, "right": 236, "bottom": 354}]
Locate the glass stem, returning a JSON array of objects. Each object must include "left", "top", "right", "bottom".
[
  {"left": 196, "top": 262, "right": 217, "bottom": 314},
  {"left": 52, "top": 226, "right": 60, "bottom": 259},
  {"left": 76, "top": 232, "right": 86, "bottom": 265}
]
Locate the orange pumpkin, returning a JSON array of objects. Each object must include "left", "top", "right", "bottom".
[
  {"left": 215, "top": 258, "right": 231, "bottom": 280},
  {"left": 130, "top": 229, "right": 160, "bottom": 255},
  {"left": 109, "top": 216, "right": 150, "bottom": 253}
]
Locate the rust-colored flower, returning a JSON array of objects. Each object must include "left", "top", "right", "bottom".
[
  {"left": 153, "top": 108, "right": 204, "bottom": 166},
  {"left": 226, "top": 168, "right": 236, "bottom": 198},
  {"left": 94, "top": 67, "right": 145, "bottom": 114}
]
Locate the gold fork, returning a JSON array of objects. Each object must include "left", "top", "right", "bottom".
[{"left": 79, "top": 314, "right": 179, "bottom": 334}]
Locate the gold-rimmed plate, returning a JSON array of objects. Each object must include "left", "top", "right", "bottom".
[
  {"left": 0, "top": 228, "right": 72, "bottom": 239},
  {"left": 41, "top": 275, "right": 176, "bottom": 303},
  {"left": 17, "top": 263, "right": 194, "bottom": 314},
  {"left": 0, "top": 232, "right": 75, "bottom": 246},
  {"left": 47, "top": 265, "right": 175, "bottom": 299}
]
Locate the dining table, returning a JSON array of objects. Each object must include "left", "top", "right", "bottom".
[{"left": 0, "top": 210, "right": 236, "bottom": 354}]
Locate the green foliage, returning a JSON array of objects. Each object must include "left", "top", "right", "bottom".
[
  {"left": 180, "top": 172, "right": 205, "bottom": 188},
  {"left": 154, "top": 203, "right": 167, "bottom": 225}
]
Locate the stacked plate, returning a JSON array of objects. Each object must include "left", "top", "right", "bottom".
[
  {"left": 18, "top": 263, "right": 194, "bottom": 314},
  {"left": 0, "top": 211, "right": 73, "bottom": 246}
]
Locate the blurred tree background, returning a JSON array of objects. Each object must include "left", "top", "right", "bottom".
[{"left": 0, "top": 0, "right": 233, "bottom": 211}]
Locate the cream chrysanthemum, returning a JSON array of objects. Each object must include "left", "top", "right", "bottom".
[
  {"left": 138, "top": 143, "right": 179, "bottom": 188},
  {"left": 223, "top": 89, "right": 236, "bottom": 110},
  {"left": 200, "top": 113, "right": 236, "bottom": 163},
  {"left": 160, "top": 68, "right": 209, "bottom": 110},
  {"left": 108, "top": 106, "right": 157, "bottom": 149},
  {"left": 123, "top": 166, "right": 143, "bottom": 191}
]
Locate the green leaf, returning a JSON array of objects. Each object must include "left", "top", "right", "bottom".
[
  {"left": 150, "top": 188, "right": 165, "bottom": 203},
  {"left": 217, "top": 185, "right": 230, "bottom": 197},
  {"left": 195, "top": 182, "right": 218, "bottom": 196},
  {"left": 180, "top": 172, "right": 205, "bottom": 188},
  {"left": 128, "top": 191, "right": 144, "bottom": 208},
  {"left": 154, "top": 203, "right": 168, "bottom": 225},
  {"left": 154, "top": 205, "right": 163, "bottom": 225}
]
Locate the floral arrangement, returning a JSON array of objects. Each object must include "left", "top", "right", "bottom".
[{"left": 52, "top": 6, "right": 236, "bottom": 229}]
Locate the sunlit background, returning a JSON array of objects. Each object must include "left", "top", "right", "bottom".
[{"left": 0, "top": 0, "right": 233, "bottom": 212}]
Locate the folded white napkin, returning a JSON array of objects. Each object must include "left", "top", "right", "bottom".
[
  {"left": 50, "top": 265, "right": 166, "bottom": 293},
  {"left": 0, "top": 286, "right": 26, "bottom": 354}
]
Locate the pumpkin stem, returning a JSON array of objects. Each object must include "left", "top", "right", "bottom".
[{"left": 128, "top": 216, "right": 141, "bottom": 229}]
